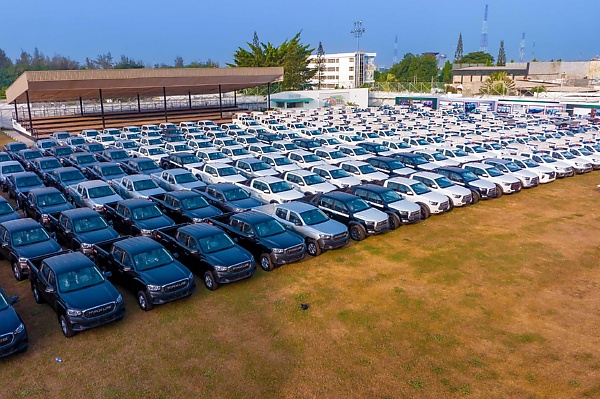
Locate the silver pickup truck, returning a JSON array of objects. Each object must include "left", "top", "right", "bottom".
[{"left": 255, "top": 202, "right": 349, "bottom": 256}]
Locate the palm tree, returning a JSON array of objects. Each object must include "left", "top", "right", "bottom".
[
  {"left": 479, "top": 72, "right": 517, "bottom": 95},
  {"left": 530, "top": 85, "right": 547, "bottom": 98}
]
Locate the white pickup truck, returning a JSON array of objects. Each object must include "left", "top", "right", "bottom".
[{"left": 240, "top": 176, "right": 305, "bottom": 204}]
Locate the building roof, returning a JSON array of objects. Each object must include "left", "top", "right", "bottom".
[{"left": 6, "top": 67, "right": 284, "bottom": 104}]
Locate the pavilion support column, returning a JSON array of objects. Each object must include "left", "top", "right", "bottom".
[
  {"left": 267, "top": 83, "right": 271, "bottom": 110},
  {"left": 137, "top": 94, "right": 141, "bottom": 113},
  {"left": 188, "top": 92, "right": 192, "bottom": 110},
  {"left": 163, "top": 87, "right": 168, "bottom": 122},
  {"left": 79, "top": 97, "right": 84, "bottom": 116},
  {"left": 99, "top": 89, "right": 105, "bottom": 128},
  {"left": 25, "top": 90, "right": 33, "bottom": 133},
  {"left": 234, "top": 91, "right": 237, "bottom": 107},
  {"left": 218, "top": 85, "right": 223, "bottom": 119},
  {"left": 13, "top": 102, "right": 18, "bottom": 123}
]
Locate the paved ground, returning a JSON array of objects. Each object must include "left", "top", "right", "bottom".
[{"left": 0, "top": 129, "right": 35, "bottom": 146}]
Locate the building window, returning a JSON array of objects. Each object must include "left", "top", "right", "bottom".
[{"left": 349, "top": 67, "right": 354, "bottom": 72}]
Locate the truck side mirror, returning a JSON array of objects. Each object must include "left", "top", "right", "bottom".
[
  {"left": 45, "top": 287, "right": 55, "bottom": 294},
  {"left": 103, "top": 271, "right": 112, "bottom": 279},
  {"left": 2, "top": 242, "right": 9, "bottom": 248},
  {"left": 294, "top": 221, "right": 302, "bottom": 226},
  {"left": 122, "top": 266, "right": 133, "bottom": 272}
]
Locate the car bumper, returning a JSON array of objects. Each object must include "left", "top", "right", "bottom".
[
  {"left": 430, "top": 202, "right": 451, "bottom": 214},
  {"left": 399, "top": 211, "right": 421, "bottom": 224},
  {"left": 318, "top": 234, "right": 350, "bottom": 250},
  {"left": 501, "top": 183, "right": 522, "bottom": 194},
  {"left": 574, "top": 166, "right": 592, "bottom": 174},
  {"left": 68, "top": 304, "right": 126, "bottom": 332},
  {"left": 521, "top": 177, "right": 539, "bottom": 188},
  {"left": 271, "top": 247, "right": 306, "bottom": 266},
  {"left": 215, "top": 265, "right": 256, "bottom": 284},
  {"left": 0, "top": 330, "right": 28, "bottom": 358},
  {"left": 450, "top": 194, "right": 472, "bottom": 207},
  {"left": 149, "top": 282, "right": 196, "bottom": 305}
]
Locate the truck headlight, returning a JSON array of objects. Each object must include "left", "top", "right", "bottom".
[
  {"left": 93, "top": 204, "right": 105, "bottom": 211},
  {"left": 81, "top": 243, "right": 93, "bottom": 249},
  {"left": 272, "top": 248, "right": 285, "bottom": 254},
  {"left": 66, "top": 309, "right": 82, "bottom": 316},
  {"left": 319, "top": 234, "right": 332, "bottom": 239},
  {"left": 192, "top": 217, "right": 205, "bottom": 223},
  {"left": 140, "top": 229, "right": 152, "bottom": 236},
  {"left": 116, "top": 294, "right": 123, "bottom": 303},
  {"left": 214, "top": 266, "right": 228, "bottom": 272},
  {"left": 14, "top": 323, "right": 24, "bottom": 334},
  {"left": 18, "top": 257, "right": 27, "bottom": 266},
  {"left": 147, "top": 285, "right": 162, "bottom": 291}
]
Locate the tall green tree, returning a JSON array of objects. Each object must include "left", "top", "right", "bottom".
[
  {"left": 497, "top": 41, "right": 506, "bottom": 66},
  {"left": 315, "top": 41, "right": 325, "bottom": 90},
  {"left": 114, "top": 55, "right": 144, "bottom": 69},
  {"left": 388, "top": 53, "right": 438, "bottom": 82},
  {"left": 454, "top": 33, "right": 463, "bottom": 62},
  {"left": 439, "top": 60, "right": 453, "bottom": 83},
  {"left": 457, "top": 51, "right": 494, "bottom": 65}
]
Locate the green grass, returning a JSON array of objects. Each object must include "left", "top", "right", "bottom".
[{"left": 0, "top": 172, "right": 599, "bottom": 398}]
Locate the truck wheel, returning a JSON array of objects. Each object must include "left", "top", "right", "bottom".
[
  {"left": 418, "top": 203, "right": 431, "bottom": 219},
  {"left": 495, "top": 184, "right": 503, "bottom": 198},
  {"left": 388, "top": 213, "right": 401, "bottom": 230},
  {"left": 259, "top": 253, "right": 274, "bottom": 271},
  {"left": 137, "top": 290, "right": 154, "bottom": 311},
  {"left": 470, "top": 190, "right": 480, "bottom": 204},
  {"left": 32, "top": 283, "right": 44, "bottom": 304},
  {"left": 306, "top": 239, "right": 322, "bottom": 257},
  {"left": 349, "top": 224, "right": 366, "bottom": 241},
  {"left": 446, "top": 198, "right": 454, "bottom": 212},
  {"left": 59, "top": 314, "right": 75, "bottom": 338},
  {"left": 12, "top": 261, "right": 25, "bottom": 281},
  {"left": 203, "top": 271, "right": 219, "bottom": 291}
]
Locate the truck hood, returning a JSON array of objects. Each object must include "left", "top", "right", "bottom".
[
  {"left": 470, "top": 179, "right": 496, "bottom": 190},
  {"left": 94, "top": 194, "right": 123, "bottom": 205},
  {"left": 388, "top": 199, "right": 421, "bottom": 213},
  {"left": 76, "top": 227, "right": 120, "bottom": 245},
  {"left": 0, "top": 211, "right": 21, "bottom": 223},
  {"left": 305, "top": 182, "right": 336, "bottom": 194},
  {"left": 221, "top": 174, "right": 247, "bottom": 184},
  {"left": 136, "top": 215, "right": 175, "bottom": 230},
  {"left": 141, "top": 261, "right": 190, "bottom": 287},
  {"left": 415, "top": 162, "right": 439, "bottom": 172},
  {"left": 178, "top": 181, "right": 206, "bottom": 190},
  {"left": 261, "top": 230, "right": 304, "bottom": 250},
  {"left": 62, "top": 281, "right": 121, "bottom": 311},
  {"left": 331, "top": 176, "right": 362, "bottom": 188},
  {"left": 205, "top": 245, "right": 253, "bottom": 268},
  {"left": 0, "top": 307, "right": 23, "bottom": 335},
  {"left": 184, "top": 205, "right": 222, "bottom": 220},
  {"left": 278, "top": 189, "right": 305, "bottom": 202},
  {"left": 308, "top": 219, "right": 348, "bottom": 236},
  {"left": 15, "top": 239, "right": 62, "bottom": 259},
  {"left": 513, "top": 169, "right": 538, "bottom": 180},
  {"left": 19, "top": 183, "right": 46, "bottom": 195},
  {"left": 411, "top": 191, "right": 449, "bottom": 204},
  {"left": 231, "top": 197, "right": 263, "bottom": 210},
  {"left": 39, "top": 202, "right": 74, "bottom": 215},
  {"left": 391, "top": 167, "right": 416, "bottom": 177},
  {"left": 485, "top": 175, "right": 520, "bottom": 185},
  {"left": 136, "top": 187, "right": 166, "bottom": 198},
  {"left": 254, "top": 169, "right": 279, "bottom": 177},
  {"left": 276, "top": 164, "right": 301, "bottom": 173},
  {"left": 354, "top": 207, "right": 388, "bottom": 223},
  {"left": 439, "top": 185, "right": 471, "bottom": 197},
  {"left": 361, "top": 171, "right": 388, "bottom": 181}
]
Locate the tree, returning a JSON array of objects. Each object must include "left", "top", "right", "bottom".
[
  {"left": 497, "top": 41, "right": 506, "bottom": 66},
  {"left": 0, "top": 49, "right": 13, "bottom": 69},
  {"left": 439, "top": 60, "right": 452, "bottom": 83},
  {"left": 315, "top": 41, "right": 325, "bottom": 90},
  {"left": 114, "top": 55, "right": 144, "bottom": 69},
  {"left": 457, "top": 51, "right": 494, "bottom": 65},
  {"left": 388, "top": 53, "right": 438, "bottom": 82},
  {"left": 93, "top": 52, "right": 114, "bottom": 69},
  {"left": 530, "top": 85, "right": 547, "bottom": 98},
  {"left": 479, "top": 72, "right": 516, "bottom": 95},
  {"left": 174, "top": 56, "right": 184, "bottom": 68},
  {"left": 454, "top": 33, "right": 464, "bottom": 62}
]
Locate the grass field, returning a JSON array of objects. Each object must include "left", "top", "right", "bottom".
[{"left": 0, "top": 131, "right": 599, "bottom": 398}]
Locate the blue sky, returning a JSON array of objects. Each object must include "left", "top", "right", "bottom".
[{"left": 3, "top": 0, "right": 598, "bottom": 68}]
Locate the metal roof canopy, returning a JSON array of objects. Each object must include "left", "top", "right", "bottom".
[{"left": 6, "top": 67, "right": 284, "bottom": 104}]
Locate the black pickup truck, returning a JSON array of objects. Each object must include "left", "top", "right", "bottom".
[
  {"left": 207, "top": 211, "right": 306, "bottom": 272},
  {"left": 150, "top": 191, "right": 222, "bottom": 224},
  {"left": 91, "top": 236, "right": 196, "bottom": 311},
  {"left": 104, "top": 198, "right": 175, "bottom": 236},
  {"left": 0, "top": 218, "right": 63, "bottom": 281},
  {"left": 21, "top": 187, "right": 74, "bottom": 227},
  {"left": 28, "top": 251, "right": 125, "bottom": 338},
  {"left": 0, "top": 286, "right": 28, "bottom": 358},
  {"left": 154, "top": 223, "right": 255, "bottom": 290}
]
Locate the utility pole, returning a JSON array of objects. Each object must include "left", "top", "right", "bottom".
[{"left": 351, "top": 20, "right": 365, "bottom": 88}]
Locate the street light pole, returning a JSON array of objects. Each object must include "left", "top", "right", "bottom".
[{"left": 351, "top": 20, "right": 365, "bottom": 89}]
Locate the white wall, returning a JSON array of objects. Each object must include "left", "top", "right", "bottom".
[{"left": 270, "top": 88, "right": 369, "bottom": 109}]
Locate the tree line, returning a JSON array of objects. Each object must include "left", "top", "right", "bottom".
[{"left": 0, "top": 47, "right": 219, "bottom": 99}]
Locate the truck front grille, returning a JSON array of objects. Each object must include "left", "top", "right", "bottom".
[
  {"left": 286, "top": 244, "right": 304, "bottom": 255},
  {"left": 333, "top": 232, "right": 348, "bottom": 241},
  {"left": 408, "top": 211, "right": 421, "bottom": 221},
  {"left": 163, "top": 278, "right": 189, "bottom": 293},
  {"left": 230, "top": 261, "right": 252, "bottom": 273},
  {"left": 0, "top": 333, "right": 14, "bottom": 347},
  {"left": 84, "top": 302, "right": 116, "bottom": 318}
]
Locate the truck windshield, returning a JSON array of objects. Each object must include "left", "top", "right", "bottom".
[
  {"left": 504, "top": 162, "right": 521, "bottom": 172},
  {"left": 103, "top": 166, "right": 124, "bottom": 177},
  {"left": 409, "top": 182, "right": 431, "bottom": 195},
  {"left": 134, "top": 248, "right": 174, "bottom": 270},
  {"left": 88, "top": 185, "right": 115, "bottom": 198},
  {"left": 250, "top": 162, "right": 271, "bottom": 171},
  {"left": 12, "top": 227, "right": 50, "bottom": 246},
  {"left": 0, "top": 202, "right": 13, "bottom": 215},
  {"left": 486, "top": 167, "right": 504, "bottom": 177},
  {"left": 346, "top": 198, "right": 370, "bottom": 213},
  {"left": 37, "top": 193, "right": 67, "bottom": 206},
  {"left": 77, "top": 155, "right": 96, "bottom": 164},
  {"left": 430, "top": 153, "right": 447, "bottom": 161},
  {"left": 2, "top": 164, "right": 24, "bottom": 174},
  {"left": 274, "top": 157, "right": 293, "bottom": 166},
  {"left": 223, "top": 188, "right": 250, "bottom": 201},
  {"left": 218, "top": 167, "right": 237, "bottom": 176},
  {"left": 358, "top": 164, "right": 377, "bottom": 174},
  {"left": 87, "top": 144, "right": 104, "bottom": 152},
  {"left": 132, "top": 205, "right": 162, "bottom": 220},
  {"left": 16, "top": 176, "right": 42, "bottom": 188},
  {"left": 198, "top": 233, "right": 235, "bottom": 254},
  {"left": 74, "top": 216, "right": 108, "bottom": 233},
  {"left": 148, "top": 148, "right": 166, "bottom": 156},
  {"left": 330, "top": 169, "right": 351, "bottom": 179},
  {"left": 40, "top": 159, "right": 62, "bottom": 169},
  {"left": 121, "top": 142, "right": 137, "bottom": 149},
  {"left": 61, "top": 170, "right": 85, "bottom": 182},
  {"left": 138, "top": 161, "right": 159, "bottom": 171},
  {"left": 300, "top": 209, "right": 329, "bottom": 226},
  {"left": 461, "top": 171, "right": 479, "bottom": 182},
  {"left": 304, "top": 174, "right": 326, "bottom": 185},
  {"left": 54, "top": 148, "right": 73, "bottom": 157},
  {"left": 270, "top": 181, "right": 292, "bottom": 193},
  {"left": 133, "top": 179, "right": 159, "bottom": 191},
  {"left": 435, "top": 177, "right": 454, "bottom": 188},
  {"left": 174, "top": 173, "right": 197, "bottom": 184},
  {"left": 58, "top": 266, "right": 105, "bottom": 293},
  {"left": 181, "top": 196, "right": 209, "bottom": 210},
  {"left": 254, "top": 219, "right": 286, "bottom": 237},
  {"left": 453, "top": 150, "right": 469, "bottom": 157}
]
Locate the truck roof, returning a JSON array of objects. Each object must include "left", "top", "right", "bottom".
[
  {"left": 118, "top": 198, "right": 156, "bottom": 209},
  {"left": 1, "top": 217, "right": 42, "bottom": 231},
  {"left": 60, "top": 207, "right": 103, "bottom": 220},
  {"left": 353, "top": 184, "right": 393, "bottom": 194},
  {"left": 115, "top": 236, "right": 163, "bottom": 255},
  {"left": 162, "top": 168, "right": 193, "bottom": 176},
  {"left": 78, "top": 180, "right": 111, "bottom": 189},
  {"left": 43, "top": 251, "right": 95, "bottom": 273},
  {"left": 27, "top": 187, "right": 63, "bottom": 196},
  {"left": 178, "top": 223, "right": 222, "bottom": 239},
  {"left": 123, "top": 174, "right": 153, "bottom": 182},
  {"left": 164, "top": 190, "right": 202, "bottom": 200},
  {"left": 319, "top": 191, "right": 358, "bottom": 202},
  {"left": 276, "top": 201, "right": 316, "bottom": 213},
  {"left": 231, "top": 210, "right": 272, "bottom": 224}
]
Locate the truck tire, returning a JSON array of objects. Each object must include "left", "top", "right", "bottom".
[
  {"left": 470, "top": 190, "right": 480, "bottom": 204},
  {"left": 259, "top": 253, "right": 274, "bottom": 271},
  {"left": 203, "top": 271, "right": 219, "bottom": 291},
  {"left": 418, "top": 203, "right": 431, "bottom": 219},
  {"left": 59, "top": 314, "right": 75, "bottom": 338},
  {"left": 349, "top": 224, "right": 366, "bottom": 241},
  {"left": 32, "top": 283, "right": 44, "bottom": 304},
  {"left": 495, "top": 184, "right": 503, "bottom": 198},
  {"left": 446, "top": 198, "right": 454, "bottom": 212},
  {"left": 388, "top": 213, "right": 401, "bottom": 230},
  {"left": 12, "top": 260, "right": 25, "bottom": 281},
  {"left": 137, "top": 290, "right": 154, "bottom": 311},
  {"left": 306, "top": 238, "right": 322, "bottom": 257}
]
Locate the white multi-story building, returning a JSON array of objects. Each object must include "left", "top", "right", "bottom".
[{"left": 308, "top": 52, "right": 376, "bottom": 89}]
